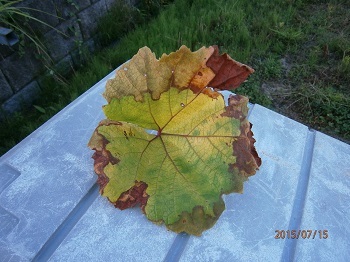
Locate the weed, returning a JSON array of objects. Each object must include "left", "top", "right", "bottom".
[
  {"left": 0, "top": 0, "right": 65, "bottom": 61},
  {"left": 96, "top": 1, "right": 142, "bottom": 47},
  {"left": 340, "top": 55, "right": 350, "bottom": 75},
  {"left": 283, "top": 83, "right": 350, "bottom": 141}
]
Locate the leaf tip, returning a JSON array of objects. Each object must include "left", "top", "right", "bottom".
[{"left": 207, "top": 45, "right": 254, "bottom": 91}]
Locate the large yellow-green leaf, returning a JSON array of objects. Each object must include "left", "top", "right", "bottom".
[{"left": 88, "top": 45, "right": 261, "bottom": 236}]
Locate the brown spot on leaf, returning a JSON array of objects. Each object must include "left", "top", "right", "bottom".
[
  {"left": 123, "top": 130, "right": 129, "bottom": 140},
  {"left": 114, "top": 181, "right": 149, "bottom": 213},
  {"left": 247, "top": 124, "right": 262, "bottom": 167},
  {"left": 92, "top": 150, "right": 110, "bottom": 190},
  {"left": 231, "top": 123, "right": 261, "bottom": 176},
  {"left": 91, "top": 140, "right": 119, "bottom": 192},
  {"left": 89, "top": 120, "right": 121, "bottom": 192},
  {"left": 221, "top": 94, "right": 248, "bottom": 119},
  {"left": 221, "top": 94, "right": 261, "bottom": 176}
]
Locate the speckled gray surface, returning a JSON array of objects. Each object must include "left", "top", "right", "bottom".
[
  {"left": 294, "top": 132, "right": 350, "bottom": 261},
  {"left": 48, "top": 196, "right": 177, "bottom": 262},
  {"left": 0, "top": 69, "right": 112, "bottom": 261},
  {"left": 0, "top": 68, "right": 349, "bottom": 262}
]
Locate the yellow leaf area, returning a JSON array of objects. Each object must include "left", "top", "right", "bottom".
[
  {"left": 89, "top": 45, "right": 260, "bottom": 236},
  {"left": 103, "top": 45, "right": 218, "bottom": 103}
]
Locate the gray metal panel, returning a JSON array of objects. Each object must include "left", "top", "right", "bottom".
[
  {"left": 48, "top": 196, "right": 177, "bottom": 262},
  {"left": 294, "top": 132, "right": 350, "bottom": 262},
  {"left": 0, "top": 69, "right": 115, "bottom": 261}
]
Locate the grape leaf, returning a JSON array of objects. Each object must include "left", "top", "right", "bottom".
[{"left": 88, "top": 45, "right": 261, "bottom": 236}]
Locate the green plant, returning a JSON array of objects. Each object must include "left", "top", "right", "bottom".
[
  {"left": 282, "top": 83, "right": 350, "bottom": 141},
  {"left": 339, "top": 55, "right": 350, "bottom": 75},
  {"left": 138, "top": 0, "right": 173, "bottom": 19},
  {"left": 96, "top": 1, "right": 142, "bottom": 47},
  {"left": 66, "top": 0, "right": 79, "bottom": 11},
  {"left": 270, "top": 27, "right": 303, "bottom": 42}
]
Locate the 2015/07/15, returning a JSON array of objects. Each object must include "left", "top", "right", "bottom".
[{"left": 275, "top": 230, "right": 328, "bottom": 239}]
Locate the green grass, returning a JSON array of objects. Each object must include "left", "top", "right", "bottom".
[{"left": 1, "top": 0, "right": 349, "bottom": 156}]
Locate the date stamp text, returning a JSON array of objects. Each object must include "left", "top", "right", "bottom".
[{"left": 275, "top": 230, "right": 328, "bottom": 239}]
